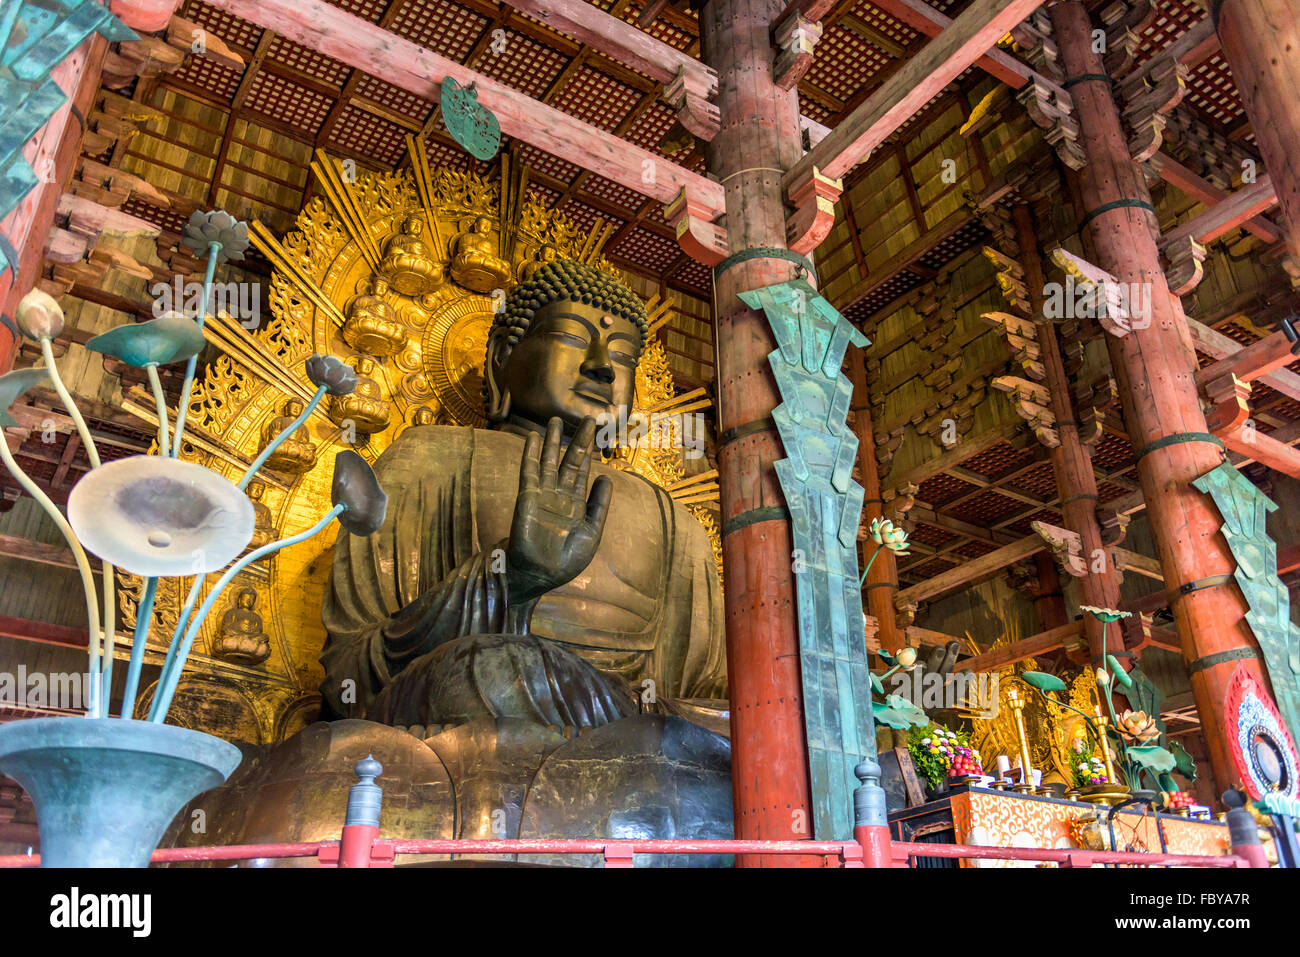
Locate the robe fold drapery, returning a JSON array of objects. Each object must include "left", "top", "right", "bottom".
[{"left": 320, "top": 426, "right": 727, "bottom": 719}]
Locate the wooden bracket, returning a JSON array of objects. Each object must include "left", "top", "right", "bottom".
[
  {"left": 993, "top": 374, "right": 1059, "bottom": 447},
  {"left": 1099, "top": 0, "right": 1157, "bottom": 76},
  {"left": 1202, "top": 372, "right": 1252, "bottom": 434},
  {"left": 1031, "top": 520, "right": 1087, "bottom": 578},
  {"left": 1049, "top": 248, "right": 1142, "bottom": 337},
  {"left": 773, "top": 14, "right": 823, "bottom": 91},
  {"left": 1098, "top": 508, "right": 1131, "bottom": 547},
  {"left": 893, "top": 600, "right": 919, "bottom": 631},
  {"left": 784, "top": 165, "right": 842, "bottom": 255},
  {"left": 1010, "top": 11, "right": 1064, "bottom": 83},
  {"left": 1117, "top": 54, "right": 1187, "bottom": 165},
  {"left": 981, "top": 311, "right": 1045, "bottom": 380},
  {"left": 663, "top": 186, "right": 729, "bottom": 267},
  {"left": 663, "top": 67, "right": 722, "bottom": 144},
  {"left": 982, "top": 246, "right": 1031, "bottom": 316},
  {"left": 1017, "top": 78, "right": 1087, "bottom": 171},
  {"left": 1163, "top": 234, "right": 1209, "bottom": 296}
]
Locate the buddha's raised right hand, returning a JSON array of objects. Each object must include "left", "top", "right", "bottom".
[{"left": 505, "top": 416, "right": 612, "bottom": 606}]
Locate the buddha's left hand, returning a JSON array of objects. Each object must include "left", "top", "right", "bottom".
[{"left": 505, "top": 416, "right": 612, "bottom": 605}]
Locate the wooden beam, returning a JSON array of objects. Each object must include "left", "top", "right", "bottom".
[
  {"left": 1195, "top": 327, "right": 1298, "bottom": 388},
  {"left": 1187, "top": 316, "right": 1300, "bottom": 401},
  {"left": 881, "top": 420, "right": 1021, "bottom": 493},
  {"left": 1161, "top": 175, "right": 1278, "bottom": 250},
  {"left": 0, "top": 533, "right": 99, "bottom": 572},
  {"left": 865, "top": 0, "right": 1041, "bottom": 89},
  {"left": 0, "top": 614, "right": 87, "bottom": 650},
  {"left": 204, "top": 0, "right": 726, "bottom": 220},
  {"left": 895, "top": 530, "right": 1045, "bottom": 605},
  {"left": 1156, "top": 153, "right": 1281, "bottom": 244},
  {"left": 954, "top": 621, "right": 1083, "bottom": 672},
  {"left": 786, "top": 0, "right": 1047, "bottom": 184}
]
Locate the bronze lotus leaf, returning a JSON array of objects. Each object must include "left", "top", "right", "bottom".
[
  {"left": 331, "top": 450, "right": 388, "bottom": 535},
  {"left": 305, "top": 354, "right": 358, "bottom": 396},
  {"left": 86, "top": 312, "right": 207, "bottom": 368},
  {"left": 0, "top": 367, "right": 52, "bottom": 427}
]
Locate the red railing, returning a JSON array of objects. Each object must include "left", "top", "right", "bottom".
[{"left": 0, "top": 835, "right": 1251, "bottom": 868}]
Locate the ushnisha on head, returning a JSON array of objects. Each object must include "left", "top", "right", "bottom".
[{"left": 484, "top": 259, "right": 648, "bottom": 448}]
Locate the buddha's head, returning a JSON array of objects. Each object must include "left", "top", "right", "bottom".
[
  {"left": 412, "top": 406, "right": 436, "bottom": 426},
  {"left": 247, "top": 480, "right": 265, "bottom": 502},
  {"left": 355, "top": 356, "right": 376, "bottom": 376},
  {"left": 372, "top": 277, "right": 390, "bottom": 296},
  {"left": 284, "top": 398, "right": 304, "bottom": 418},
  {"left": 484, "top": 258, "right": 647, "bottom": 448},
  {"left": 236, "top": 587, "right": 257, "bottom": 611},
  {"left": 538, "top": 244, "right": 557, "bottom": 263},
  {"left": 473, "top": 216, "right": 492, "bottom": 235},
  {"left": 404, "top": 217, "right": 424, "bottom": 237}
]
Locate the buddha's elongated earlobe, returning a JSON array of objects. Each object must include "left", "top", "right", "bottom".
[{"left": 484, "top": 331, "right": 512, "bottom": 422}]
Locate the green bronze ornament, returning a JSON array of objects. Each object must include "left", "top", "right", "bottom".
[
  {"left": 740, "top": 279, "right": 875, "bottom": 841},
  {"left": 441, "top": 76, "right": 501, "bottom": 161},
  {"left": 1192, "top": 461, "right": 1300, "bottom": 742}
]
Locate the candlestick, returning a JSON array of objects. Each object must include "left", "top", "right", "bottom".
[
  {"left": 1007, "top": 686, "right": 1036, "bottom": 794},
  {"left": 1094, "top": 704, "right": 1118, "bottom": 784}
]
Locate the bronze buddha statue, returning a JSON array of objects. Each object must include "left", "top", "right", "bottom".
[
  {"left": 261, "top": 399, "right": 316, "bottom": 476},
  {"left": 212, "top": 587, "right": 271, "bottom": 665},
  {"left": 449, "top": 216, "right": 512, "bottom": 293},
  {"left": 379, "top": 217, "right": 445, "bottom": 297},
  {"left": 327, "top": 357, "right": 392, "bottom": 434},
  {"left": 170, "top": 260, "right": 732, "bottom": 865},
  {"left": 244, "top": 480, "right": 276, "bottom": 552},
  {"left": 342, "top": 276, "right": 406, "bottom": 357}
]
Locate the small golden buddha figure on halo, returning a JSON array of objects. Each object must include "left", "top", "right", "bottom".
[
  {"left": 342, "top": 276, "right": 406, "bottom": 357},
  {"left": 245, "top": 480, "right": 277, "bottom": 552},
  {"left": 519, "top": 243, "right": 558, "bottom": 283},
  {"left": 450, "top": 215, "right": 512, "bottom": 293},
  {"left": 328, "top": 356, "right": 392, "bottom": 434},
  {"left": 379, "top": 216, "right": 445, "bottom": 297},
  {"left": 212, "top": 587, "right": 271, "bottom": 665},
  {"left": 262, "top": 399, "right": 317, "bottom": 475},
  {"left": 399, "top": 403, "right": 441, "bottom": 436}
]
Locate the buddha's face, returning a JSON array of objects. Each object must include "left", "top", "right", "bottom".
[
  {"left": 405, "top": 218, "right": 423, "bottom": 236},
  {"left": 495, "top": 299, "right": 640, "bottom": 446}
]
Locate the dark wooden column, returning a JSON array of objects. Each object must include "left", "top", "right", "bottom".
[
  {"left": 1013, "top": 203, "right": 1121, "bottom": 660},
  {"left": 1050, "top": 0, "right": 1269, "bottom": 792},
  {"left": 1215, "top": 0, "right": 1300, "bottom": 262},
  {"left": 699, "top": 0, "right": 817, "bottom": 865},
  {"left": 848, "top": 348, "right": 904, "bottom": 652}
]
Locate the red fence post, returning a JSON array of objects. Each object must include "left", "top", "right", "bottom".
[
  {"left": 1226, "top": 801, "right": 1270, "bottom": 868},
  {"left": 853, "top": 757, "right": 895, "bottom": 868},
  {"left": 602, "top": 844, "right": 636, "bottom": 868},
  {"left": 337, "top": 755, "right": 384, "bottom": 868}
]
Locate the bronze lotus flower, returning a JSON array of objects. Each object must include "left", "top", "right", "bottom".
[
  {"left": 305, "top": 354, "right": 358, "bottom": 396},
  {"left": 331, "top": 450, "right": 388, "bottom": 535}
]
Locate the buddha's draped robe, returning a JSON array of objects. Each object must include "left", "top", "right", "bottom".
[{"left": 320, "top": 426, "right": 727, "bottom": 719}]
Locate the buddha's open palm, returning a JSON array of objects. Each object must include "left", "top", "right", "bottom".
[{"left": 506, "top": 416, "right": 612, "bottom": 605}]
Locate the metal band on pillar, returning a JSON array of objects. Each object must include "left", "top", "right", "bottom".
[
  {"left": 1188, "top": 646, "right": 1262, "bottom": 675},
  {"left": 713, "top": 246, "right": 817, "bottom": 281}
]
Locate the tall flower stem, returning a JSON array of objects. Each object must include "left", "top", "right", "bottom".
[
  {"left": 146, "top": 575, "right": 205, "bottom": 721},
  {"left": 150, "top": 505, "right": 344, "bottom": 723},
  {"left": 859, "top": 543, "right": 884, "bottom": 587},
  {"left": 38, "top": 338, "right": 114, "bottom": 717},
  {"left": 144, "top": 364, "right": 169, "bottom": 455},
  {"left": 237, "top": 384, "right": 327, "bottom": 490},
  {"left": 0, "top": 438, "right": 102, "bottom": 717},
  {"left": 169, "top": 240, "right": 220, "bottom": 458},
  {"left": 119, "top": 577, "right": 158, "bottom": 719}
]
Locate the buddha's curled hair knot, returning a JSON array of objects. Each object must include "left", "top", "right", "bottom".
[{"left": 489, "top": 258, "right": 649, "bottom": 361}]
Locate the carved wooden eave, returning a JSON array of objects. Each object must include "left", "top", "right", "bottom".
[
  {"left": 981, "top": 311, "right": 1045, "bottom": 380},
  {"left": 982, "top": 246, "right": 1031, "bottom": 315},
  {"left": 773, "top": 14, "right": 823, "bottom": 91},
  {"left": 1030, "top": 519, "right": 1087, "bottom": 578},
  {"left": 1116, "top": 53, "right": 1188, "bottom": 165},
  {"left": 784, "top": 165, "right": 842, "bottom": 255},
  {"left": 992, "top": 374, "right": 1059, "bottom": 448}
]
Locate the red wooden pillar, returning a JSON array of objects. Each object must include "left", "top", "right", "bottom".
[
  {"left": 700, "top": 0, "right": 818, "bottom": 866},
  {"left": 1050, "top": 0, "right": 1269, "bottom": 794},
  {"left": 1013, "top": 203, "right": 1121, "bottom": 661},
  {"left": 0, "top": 35, "right": 108, "bottom": 372},
  {"left": 847, "top": 349, "right": 904, "bottom": 653},
  {"left": 1215, "top": 0, "right": 1300, "bottom": 262}
]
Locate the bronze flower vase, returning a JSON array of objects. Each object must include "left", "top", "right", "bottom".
[{"left": 0, "top": 717, "right": 241, "bottom": 867}]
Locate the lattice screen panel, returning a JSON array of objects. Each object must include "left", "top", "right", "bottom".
[
  {"left": 1097, "top": 481, "right": 1131, "bottom": 504},
  {"left": 327, "top": 0, "right": 392, "bottom": 22},
  {"left": 171, "top": 53, "right": 243, "bottom": 103},
  {"left": 423, "top": 135, "right": 478, "bottom": 171},
  {"left": 180, "top": 0, "right": 263, "bottom": 50},
  {"left": 1005, "top": 461, "right": 1058, "bottom": 501},
  {"left": 623, "top": 101, "right": 677, "bottom": 153},
  {"left": 915, "top": 220, "right": 988, "bottom": 270},
  {"left": 552, "top": 68, "right": 643, "bottom": 132},
  {"left": 583, "top": 174, "right": 647, "bottom": 215},
  {"left": 1136, "top": 0, "right": 1203, "bottom": 63},
  {"left": 909, "top": 522, "right": 960, "bottom": 548},
  {"left": 516, "top": 143, "right": 582, "bottom": 185},
  {"left": 330, "top": 105, "right": 409, "bottom": 166},
  {"left": 917, "top": 471, "right": 983, "bottom": 507},
  {"left": 957, "top": 439, "right": 1038, "bottom": 480},
  {"left": 625, "top": 5, "right": 694, "bottom": 53},
  {"left": 244, "top": 72, "right": 335, "bottom": 136},
  {"left": 946, "top": 489, "right": 1027, "bottom": 525},
  {"left": 1187, "top": 54, "right": 1245, "bottom": 125},
  {"left": 848, "top": 1, "right": 920, "bottom": 47},
  {"left": 806, "top": 23, "right": 891, "bottom": 104},
  {"left": 902, "top": 556, "right": 959, "bottom": 580},
  {"left": 474, "top": 30, "right": 569, "bottom": 100},
  {"left": 672, "top": 258, "right": 711, "bottom": 292},
  {"left": 389, "top": 0, "right": 487, "bottom": 60},
  {"left": 953, "top": 539, "right": 999, "bottom": 560},
  {"left": 1092, "top": 432, "right": 1135, "bottom": 472},
  {"left": 848, "top": 270, "right": 924, "bottom": 320},
  {"left": 268, "top": 35, "right": 352, "bottom": 87},
  {"left": 609, "top": 226, "right": 680, "bottom": 274},
  {"left": 354, "top": 75, "right": 433, "bottom": 124}
]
